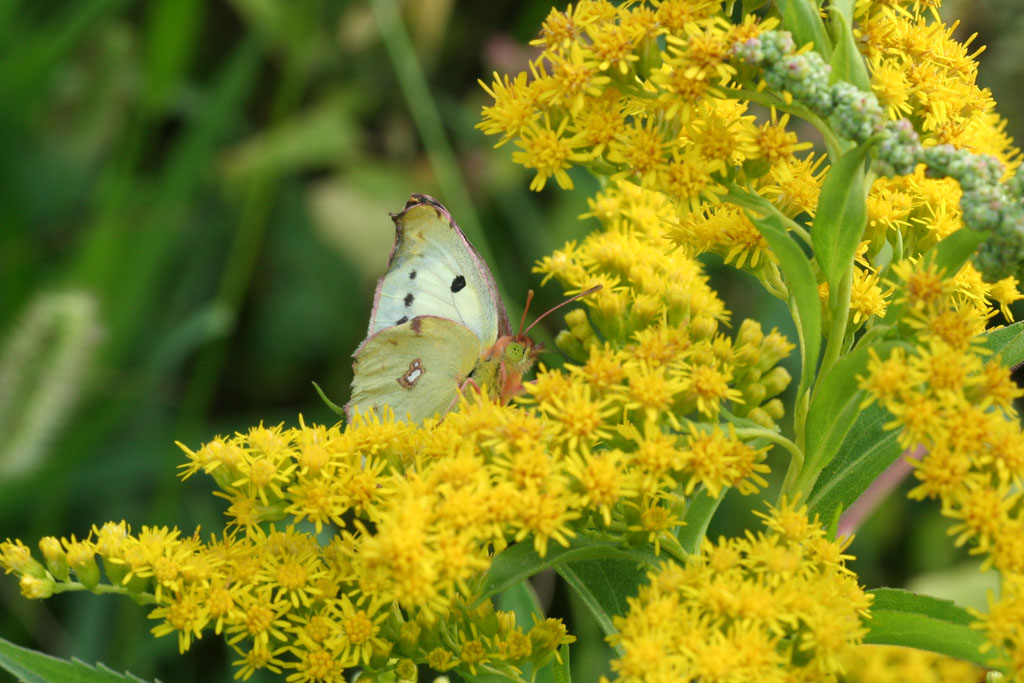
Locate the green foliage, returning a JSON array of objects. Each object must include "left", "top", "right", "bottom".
[
  {"left": 864, "top": 589, "right": 1005, "bottom": 668},
  {"left": 0, "top": 637, "right": 152, "bottom": 683}
]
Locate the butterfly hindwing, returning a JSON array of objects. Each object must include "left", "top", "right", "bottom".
[
  {"left": 349, "top": 315, "right": 482, "bottom": 424},
  {"left": 367, "top": 195, "right": 511, "bottom": 348}
]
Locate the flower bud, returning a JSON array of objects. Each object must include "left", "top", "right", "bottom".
[
  {"left": 39, "top": 536, "right": 69, "bottom": 581},
  {"left": 20, "top": 574, "right": 55, "bottom": 599}
]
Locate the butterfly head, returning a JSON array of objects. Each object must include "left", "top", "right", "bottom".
[{"left": 502, "top": 335, "right": 540, "bottom": 375}]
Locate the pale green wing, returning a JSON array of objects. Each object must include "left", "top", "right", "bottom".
[
  {"left": 347, "top": 315, "right": 482, "bottom": 424},
  {"left": 367, "top": 195, "right": 512, "bottom": 348}
]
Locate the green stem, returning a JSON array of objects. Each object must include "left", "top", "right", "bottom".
[
  {"left": 733, "top": 427, "right": 805, "bottom": 501},
  {"left": 817, "top": 265, "right": 853, "bottom": 382},
  {"left": 369, "top": 0, "right": 490, "bottom": 264},
  {"left": 725, "top": 184, "right": 812, "bottom": 247},
  {"left": 52, "top": 581, "right": 157, "bottom": 604},
  {"left": 177, "top": 46, "right": 307, "bottom": 428}
]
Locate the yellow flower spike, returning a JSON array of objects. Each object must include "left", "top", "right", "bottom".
[
  {"left": 512, "top": 116, "right": 590, "bottom": 192},
  {"left": 0, "top": 539, "right": 46, "bottom": 579},
  {"left": 945, "top": 476, "right": 1021, "bottom": 554},
  {"left": 584, "top": 18, "right": 639, "bottom": 75},
  {"left": 988, "top": 275, "right": 1024, "bottom": 321},
  {"left": 225, "top": 584, "right": 293, "bottom": 651},
  {"left": 681, "top": 361, "right": 744, "bottom": 421},
  {"left": 62, "top": 535, "right": 100, "bottom": 592},
  {"left": 607, "top": 117, "right": 670, "bottom": 186},
  {"left": 850, "top": 267, "right": 892, "bottom": 324},
  {"left": 231, "top": 641, "right": 288, "bottom": 680},
  {"left": 543, "top": 40, "right": 612, "bottom": 117},
  {"left": 748, "top": 111, "right": 814, "bottom": 178},
  {"left": 149, "top": 587, "right": 210, "bottom": 653},
  {"left": 477, "top": 71, "right": 541, "bottom": 146},
  {"left": 565, "top": 446, "right": 635, "bottom": 527},
  {"left": 537, "top": 376, "right": 617, "bottom": 451},
  {"left": 623, "top": 360, "right": 688, "bottom": 429},
  {"left": 512, "top": 482, "right": 581, "bottom": 557},
  {"left": 660, "top": 146, "right": 727, "bottom": 212}
]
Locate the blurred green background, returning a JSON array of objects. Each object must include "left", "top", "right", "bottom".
[{"left": 0, "top": 1, "right": 1021, "bottom": 680}]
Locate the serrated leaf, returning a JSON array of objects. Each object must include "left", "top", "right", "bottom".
[
  {"left": 0, "top": 637, "right": 154, "bottom": 683},
  {"left": 864, "top": 588, "right": 1004, "bottom": 669},
  {"left": 980, "top": 321, "right": 1024, "bottom": 365},
  {"left": 747, "top": 212, "right": 822, "bottom": 407},
  {"left": 813, "top": 141, "right": 872, "bottom": 291},
  {"left": 777, "top": 0, "right": 832, "bottom": 59},
  {"left": 807, "top": 401, "right": 901, "bottom": 521},
  {"left": 827, "top": 8, "right": 869, "bottom": 91},
  {"left": 477, "top": 539, "right": 658, "bottom": 606},
  {"left": 803, "top": 341, "right": 904, "bottom": 486},
  {"left": 557, "top": 558, "right": 650, "bottom": 645}
]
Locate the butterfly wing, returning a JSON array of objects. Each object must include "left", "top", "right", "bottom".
[
  {"left": 367, "top": 194, "right": 513, "bottom": 348},
  {"left": 347, "top": 315, "right": 482, "bottom": 423}
]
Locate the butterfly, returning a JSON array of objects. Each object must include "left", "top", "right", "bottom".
[
  {"left": 346, "top": 194, "right": 538, "bottom": 424},
  {"left": 345, "top": 194, "right": 597, "bottom": 424}
]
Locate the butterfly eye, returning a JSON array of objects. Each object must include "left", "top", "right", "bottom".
[{"left": 504, "top": 342, "right": 525, "bottom": 364}]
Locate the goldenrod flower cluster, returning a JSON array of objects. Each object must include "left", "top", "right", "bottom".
[
  {"left": 535, "top": 179, "right": 795, "bottom": 432},
  {"left": 840, "top": 644, "right": 984, "bottom": 682},
  {"left": 861, "top": 259, "right": 1024, "bottom": 673},
  {"left": 6, "top": 0, "right": 1024, "bottom": 680},
  {"left": 1, "top": 302, "right": 792, "bottom": 683},
  {"left": 607, "top": 498, "right": 870, "bottom": 682}
]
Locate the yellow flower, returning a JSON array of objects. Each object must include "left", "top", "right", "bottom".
[
  {"left": 512, "top": 116, "right": 590, "bottom": 192},
  {"left": 478, "top": 71, "right": 541, "bottom": 145}
]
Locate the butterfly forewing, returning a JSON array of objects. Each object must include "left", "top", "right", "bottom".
[
  {"left": 367, "top": 195, "right": 510, "bottom": 347},
  {"left": 349, "top": 316, "right": 481, "bottom": 423}
]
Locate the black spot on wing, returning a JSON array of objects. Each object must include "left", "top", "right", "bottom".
[
  {"left": 451, "top": 275, "right": 466, "bottom": 293},
  {"left": 396, "top": 316, "right": 409, "bottom": 325},
  {"left": 404, "top": 293, "right": 414, "bottom": 307},
  {"left": 409, "top": 270, "right": 417, "bottom": 279}
]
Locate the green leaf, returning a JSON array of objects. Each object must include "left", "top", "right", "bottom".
[
  {"left": 813, "top": 140, "right": 872, "bottom": 292},
  {"left": 142, "top": 0, "right": 204, "bottom": 109},
  {"left": 558, "top": 558, "right": 650, "bottom": 645},
  {"left": 865, "top": 588, "right": 1004, "bottom": 670},
  {"left": 933, "top": 226, "right": 987, "bottom": 276},
  {"left": 980, "top": 320, "right": 1024, "bottom": 365},
  {"left": 777, "top": 0, "right": 832, "bottom": 59},
  {"left": 802, "top": 341, "right": 904, "bottom": 488},
  {"left": 807, "top": 401, "right": 901, "bottom": 522},
  {"left": 496, "top": 579, "right": 544, "bottom": 632},
  {"left": 553, "top": 644, "right": 572, "bottom": 683},
  {"left": 477, "top": 539, "right": 658, "bottom": 605},
  {"left": 832, "top": 0, "right": 855, "bottom": 23},
  {"left": 0, "top": 636, "right": 152, "bottom": 683},
  {"left": 679, "top": 488, "right": 723, "bottom": 555},
  {"left": 747, "top": 212, "right": 822, "bottom": 407},
  {"left": 827, "top": 8, "right": 869, "bottom": 91}
]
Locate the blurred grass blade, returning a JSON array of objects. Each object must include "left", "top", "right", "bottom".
[
  {"left": 0, "top": 291, "right": 102, "bottom": 479},
  {"left": 142, "top": 0, "right": 204, "bottom": 110},
  {"left": 73, "top": 35, "right": 262, "bottom": 362},
  {"left": 368, "top": 0, "right": 489, "bottom": 264},
  {"left": 0, "top": 0, "right": 133, "bottom": 105}
]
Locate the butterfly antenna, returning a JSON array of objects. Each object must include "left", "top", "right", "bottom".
[
  {"left": 518, "top": 289, "right": 535, "bottom": 337},
  {"left": 523, "top": 284, "right": 603, "bottom": 336}
]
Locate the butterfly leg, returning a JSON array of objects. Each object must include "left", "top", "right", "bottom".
[{"left": 443, "top": 377, "right": 483, "bottom": 415}]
